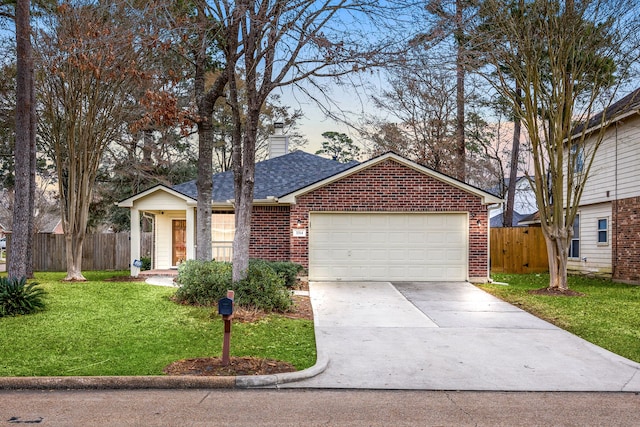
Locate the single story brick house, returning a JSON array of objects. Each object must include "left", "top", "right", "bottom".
[{"left": 118, "top": 149, "right": 502, "bottom": 282}]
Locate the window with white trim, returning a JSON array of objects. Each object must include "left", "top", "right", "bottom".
[
  {"left": 568, "top": 215, "right": 580, "bottom": 258},
  {"left": 597, "top": 218, "right": 608, "bottom": 244}
]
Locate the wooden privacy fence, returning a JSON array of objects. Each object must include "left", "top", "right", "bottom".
[
  {"left": 490, "top": 227, "right": 549, "bottom": 274},
  {"left": 17, "top": 232, "right": 153, "bottom": 272}
]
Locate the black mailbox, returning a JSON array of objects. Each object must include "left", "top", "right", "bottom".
[{"left": 218, "top": 297, "right": 234, "bottom": 316}]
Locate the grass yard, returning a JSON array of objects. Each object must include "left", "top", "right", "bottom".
[
  {"left": 480, "top": 273, "right": 640, "bottom": 364},
  {"left": 0, "top": 271, "right": 316, "bottom": 376}
]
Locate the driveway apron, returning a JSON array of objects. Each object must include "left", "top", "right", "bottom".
[{"left": 283, "top": 281, "right": 640, "bottom": 391}]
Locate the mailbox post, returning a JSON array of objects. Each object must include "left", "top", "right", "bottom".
[{"left": 218, "top": 290, "right": 235, "bottom": 366}]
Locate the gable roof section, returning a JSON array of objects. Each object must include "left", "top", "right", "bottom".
[
  {"left": 117, "top": 184, "right": 196, "bottom": 208},
  {"left": 172, "top": 151, "right": 359, "bottom": 202},
  {"left": 279, "top": 152, "right": 503, "bottom": 205},
  {"left": 490, "top": 211, "right": 529, "bottom": 227},
  {"left": 572, "top": 87, "right": 640, "bottom": 136}
]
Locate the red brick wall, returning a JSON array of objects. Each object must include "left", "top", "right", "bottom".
[
  {"left": 289, "top": 159, "right": 489, "bottom": 279},
  {"left": 613, "top": 196, "right": 640, "bottom": 282},
  {"left": 249, "top": 205, "right": 290, "bottom": 261}
]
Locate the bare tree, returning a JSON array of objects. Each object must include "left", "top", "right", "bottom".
[
  {"left": 477, "top": 0, "right": 640, "bottom": 290},
  {"left": 208, "top": 0, "right": 394, "bottom": 281},
  {"left": 365, "top": 55, "right": 497, "bottom": 181},
  {"left": 37, "top": 1, "right": 163, "bottom": 280}
]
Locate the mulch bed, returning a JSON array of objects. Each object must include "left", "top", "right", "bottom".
[{"left": 163, "top": 356, "right": 297, "bottom": 376}]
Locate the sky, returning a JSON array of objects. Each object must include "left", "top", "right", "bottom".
[{"left": 277, "top": 70, "right": 390, "bottom": 156}]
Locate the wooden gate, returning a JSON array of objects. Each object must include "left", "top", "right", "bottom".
[{"left": 490, "top": 227, "right": 549, "bottom": 274}]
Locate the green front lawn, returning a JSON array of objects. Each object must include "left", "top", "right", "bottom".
[
  {"left": 480, "top": 273, "right": 640, "bottom": 363},
  {"left": 0, "top": 272, "right": 315, "bottom": 376}
]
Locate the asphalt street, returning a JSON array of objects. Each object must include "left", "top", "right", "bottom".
[{"left": 2, "top": 389, "right": 640, "bottom": 426}]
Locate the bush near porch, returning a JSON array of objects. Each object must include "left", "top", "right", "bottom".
[
  {"left": 479, "top": 273, "right": 640, "bottom": 363},
  {"left": 0, "top": 271, "right": 315, "bottom": 376},
  {"left": 174, "top": 259, "right": 303, "bottom": 312}
]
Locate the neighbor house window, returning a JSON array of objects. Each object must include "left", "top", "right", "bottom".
[
  {"left": 597, "top": 218, "right": 608, "bottom": 244},
  {"left": 569, "top": 215, "right": 580, "bottom": 258},
  {"left": 571, "top": 144, "right": 584, "bottom": 174}
]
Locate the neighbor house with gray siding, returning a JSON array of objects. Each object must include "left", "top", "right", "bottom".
[{"left": 567, "top": 88, "right": 640, "bottom": 282}]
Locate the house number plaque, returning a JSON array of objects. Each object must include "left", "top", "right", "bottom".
[{"left": 293, "top": 229, "right": 307, "bottom": 237}]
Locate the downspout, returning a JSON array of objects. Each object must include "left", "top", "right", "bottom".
[
  {"left": 487, "top": 203, "right": 503, "bottom": 282},
  {"left": 613, "top": 123, "right": 619, "bottom": 278}
]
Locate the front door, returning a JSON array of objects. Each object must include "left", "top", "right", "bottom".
[{"left": 172, "top": 219, "right": 187, "bottom": 266}]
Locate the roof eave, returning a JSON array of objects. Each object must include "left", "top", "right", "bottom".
[{"left": 116, "top": 184, "right": 197, "bottom": 208}]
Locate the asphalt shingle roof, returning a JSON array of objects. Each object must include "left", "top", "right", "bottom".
[
  {"left": 490, "top": 211, "right": 528, "bottom": 228},
  {"left": 172, "top": 151, "right": 359, "bottom": 202},
  {"left": 573, "top": 87, "right": 640, "bottom": 135}
]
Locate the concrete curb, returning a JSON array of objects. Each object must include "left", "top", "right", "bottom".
[
  {"left": 236, "top": 351, "right": 329, "bottom": 388},
  {"left": 0, "top": 355, "right": 328, "bottom": 390}
]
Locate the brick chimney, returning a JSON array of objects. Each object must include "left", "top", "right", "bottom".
[{"left": 269, "top": 122, "right": 289, "bottom": 159}]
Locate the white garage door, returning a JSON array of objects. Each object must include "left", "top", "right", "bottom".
[{"left": 309, "top": 212, "right": 468, "bottom": 281}]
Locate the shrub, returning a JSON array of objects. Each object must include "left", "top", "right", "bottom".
[
  {"left": 235, "top": 260, "right": 292, "bottom": 312},
  {"left": 0, "top": 277, "right": 46, "bottom": 317},
  {"left": 174, "top": 259, "right": 292, "bottom": 312},
  {"left": 266, "top": 261, "right": 305, "bottom": 288},
  {"left": 174, "top": 260, "right": 233, "bottom": 305},
  {"left": 140, "top": 257, "right": 152, "bottom": 271}
]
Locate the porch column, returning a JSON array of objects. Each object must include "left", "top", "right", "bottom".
[
  {"left": 186, "top": 205, "right": 195, "bottom": 261},
  {"left": 130, "top": 207, "right": 141, "bottom": 276}
]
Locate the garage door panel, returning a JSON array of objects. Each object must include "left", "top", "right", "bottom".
[
  {"left": 388, "top": 249, "right": 407, "bottom": 261},
  {"left": 369, "top": 249, "right": 388, "bottom": 261},
  {"left": 368, "top": 232, "right": 389, "bottom": 244},
  {"left": 309, "top": 213, "right": 468, "bottom": 281},
  {"left": 408, "top": 249, "right": 427, "bottom": 261},
  {"left": 388, "top": 233, "right": 407, "bottom": 244},
  {"left": 427, "top": 232, "right": 448, "bottom": 244},
  {"left": 408, "top": 232, "right": 428, "bottom": 244}
]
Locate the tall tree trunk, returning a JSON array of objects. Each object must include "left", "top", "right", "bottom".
[
  {"left": 455, "top": 0, "right": 465, "bottom": 181},
  {"left": 504, "top": 84, "right": 522, "bottom": 227},
  {"left": 229, "top": 67, "right": 258, "bottom": 283},
  {"left": 61, "top": 170, "right": 90, "bottom": 281},
  {"left": 543, "top": 228, "right": 569, "bottom": 291},
  {"left": 26, "top": 69, "right": 36, "bottom": 279},
  {"left": 232, "top": 132, "right": 256, "bottom": 283},
  {"left": 142, "top": 129, "right": 153, "bottom": 169},
  {"left": 9, "top": 0, "right": 34, "bottom": 280},
  {"left": 194, "top": 16, "right": 213, "bottom": 262},
  {"left": 64, "top": 233, "right": 85, "bottom": 281},
  {"left": 196, "top": 118, "right": 213, "bottom": 261},
  {"left": 192, "top": 1, "right": 228, "bottom": 261}
]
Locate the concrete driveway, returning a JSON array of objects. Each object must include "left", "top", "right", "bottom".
[{"left": 283, "top": 281, "right": 640, "bottom": 391}]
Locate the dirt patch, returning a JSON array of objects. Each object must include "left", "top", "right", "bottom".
[
  {"left": 163, "top": 356, "right": 297, "bottom": 376},
  {"left": 528, "top": 287, "right": 585, "bottom": 297}
]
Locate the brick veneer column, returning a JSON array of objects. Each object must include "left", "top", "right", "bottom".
[
  {"left": 249, "top": 205, "right": 290, "bottom": 261},
  {"left": 289, "top": 159, "right": 489, "bottom": 279},
  {"left": 613, "top": 196, "right": 640, "bottom": 282}
]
